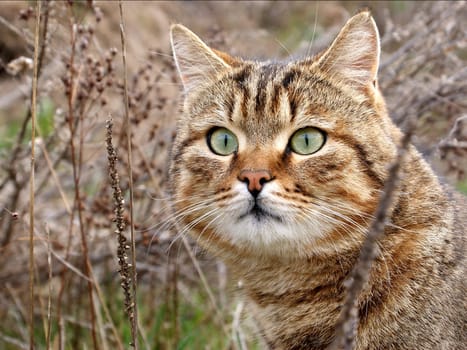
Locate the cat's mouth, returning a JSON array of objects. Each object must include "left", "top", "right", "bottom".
[{"left": 238, "top": 202, "right": 283, "bottom": 223}]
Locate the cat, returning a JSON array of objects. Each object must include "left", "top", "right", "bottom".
[{"left": 168, "top": 10, "right": 466, "bottom": 350}]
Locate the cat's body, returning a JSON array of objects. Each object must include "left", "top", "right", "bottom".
[
  {"left": 231, "top": 187, "right": 466, "bottom": 349},
  {"left": 169, "top": 11, "right": 466, "bottom": 349}
]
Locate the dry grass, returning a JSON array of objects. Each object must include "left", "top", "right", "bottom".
[{"left": 0, "top": 1, "right": 465, "bottom": 349}]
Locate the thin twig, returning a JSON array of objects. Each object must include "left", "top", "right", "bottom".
[
  {"left": 0, "top": 15, "right": 34, "bottom": 47},
  {"left": 181, "top": 236, "right": 230, "bottom": 338},
  {"left": 38, "top": 139, "right": 72, "bottom": 214},
  {"left": 328, "top": 117, "right": 418, "bottom": 350},
  {"left": 29, "top": 2, "right": 41, "bottom": 349},
  {"left": 6, "top": 283, "right": 28, "bottom": 339},
  {"left": 45, "top": 223, "right": 52, "bottom": 350},
  {"left": 90, "top": 267, "right": 126, "bottom": 350},
  {"left": 0, "top": 332, "right": 28, "bottom": 350},
  {"left": 0, "top": 0, "right": 50, "bottom": 253},
  {"left": 118, "top": 1, "right": 139, "bottom": 348},
  {"left": 65, "top": 4, "right": 98, "bottom": 348},
  {"left": 0, "top": 0, "right": 49, "bottom": 193}
]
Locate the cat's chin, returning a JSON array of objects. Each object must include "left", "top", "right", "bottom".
[
  {"left": 213, "top": 209, "right": 329, "bottom": 256},
  {"left": 238, "top": 203, "right": 284, "bottom": 223}
]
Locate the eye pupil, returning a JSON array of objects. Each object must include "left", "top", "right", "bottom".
[
  {"left": 208, "top": 127, "right": 238, "bottom": 156},
  {"left": 289, "top": 127, "right": 325, "bottom": 155}
]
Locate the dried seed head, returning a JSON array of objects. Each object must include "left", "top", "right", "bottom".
[
  {"left": 6, "top": 56, "right": 33, "bottom": 76},
  {"left": 80, "top": 38, "right": 89, "bottom": 51},
  {"left": 19, "top": 9, "right": 30, "bottom": 21},
  {"left": 94, "top": 6, "right": 102, "bottom": 22}
]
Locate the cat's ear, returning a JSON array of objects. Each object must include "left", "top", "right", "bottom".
[
  {"left": 170, "top": 24, "right": 233, "bottom": 92},
  {"left": 316, "top": 11, "right": 380, "bottom": 90}
]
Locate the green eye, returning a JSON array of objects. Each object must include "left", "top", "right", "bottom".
[
  {"left": 208, "top": 127, "right": 238, "bottom": 156},
  {"left": 289, "top": 127, "right": 325, "bottom": 155}
]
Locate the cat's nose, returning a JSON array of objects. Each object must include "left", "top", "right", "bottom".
[{"left": 238, "top": 169, "right": 273, "bottom": 197}]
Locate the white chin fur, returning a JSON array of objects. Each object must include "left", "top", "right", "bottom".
[{"left": 213, "top": 182, "right": 330, "bottom": 255}]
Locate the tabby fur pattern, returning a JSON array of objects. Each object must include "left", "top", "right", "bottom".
[{"left": 169, "top": 11, "right": 466, "bottom": 349}]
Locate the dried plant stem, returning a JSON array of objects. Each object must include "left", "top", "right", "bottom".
[
  {"left": 231, "top": 301, "right": 247, "bottom": 350},
  {"left": 32, "top": 224, "right": 54, "bottom": 350},
  {"left": 166, "top": 249, "right": 180, "bottom": 346},
  {"left": 57, "top": 209, "right": 77, "bottom": 350},
  {"left": 328, "top": 118, "right": 417, "bottom": 350},
  {"left": 45, "top": 224, "right": 52, "bottom": 350},
  {"left": 181, "top": 236, "right": 230, "bottom": 337},
  {"left": 133, "top": 142, "right": 160, "bottom": 190},
  {"left": 106, "top": 118, "right": 134, "bottom": 344},
  {"left": 0, "top": 332, "right": 28, "bottom": 350},
  {"left": 0, "top": 15, "right": 34, "bottom": 46},
  {"left": 29, "top": 2, "right": 41, "bottom": 349},
  {"left": 90, "top": 269, "right": 125, "bottom": 350},
  {"left": 119, "top": 1, "right": 138, "bottom": 347},
  {"left": 38, "top": 139, "right": 72, "bottom": 214},
  {"left": 6, "top": 282, "right": 28, "bottom": 332},
  {"left": 66, "top": 6, "right": 98, "bottom": 349},
  {"left": 0, "top": 0, "right": 49, "bottom": 194},
  {"left": 0, "top": 0, "right": 49, "bottom": 250}
]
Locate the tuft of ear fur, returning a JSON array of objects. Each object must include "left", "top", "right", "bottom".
[
  {"left": 170, "top": 24, "right": 233, "bottom": 92},
  {"left": 316, "top": 11, "right": 380, "bottom": 91}
]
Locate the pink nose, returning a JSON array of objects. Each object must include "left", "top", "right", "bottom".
[{"left": 238, "top": 170, "right": 273, "bottom": 196}]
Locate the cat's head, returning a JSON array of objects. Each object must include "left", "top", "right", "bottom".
[{"left": 169, "top": 11, "right": 401, "bottom": 259}]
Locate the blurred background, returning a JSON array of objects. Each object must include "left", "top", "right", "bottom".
[{"left": 0, "top": 1, "right": 466, "bottom": 349}]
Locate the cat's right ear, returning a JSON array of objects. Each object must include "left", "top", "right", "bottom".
[
  {"left": 170, "top": 24, "right": 233, "bottom": 93},
  {"left": 315, "top": 11, "right": 380, "bottom": 92}
]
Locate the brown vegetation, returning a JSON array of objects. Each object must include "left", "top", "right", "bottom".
[{"left": 0, "top": 1, "right": 465, "bottom": 349}]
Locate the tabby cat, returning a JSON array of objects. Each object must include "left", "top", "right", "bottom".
[{"left": 169, "top": 11, "right": 466, "bottom": 349}]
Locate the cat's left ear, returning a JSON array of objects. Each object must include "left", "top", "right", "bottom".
[
  {"left": 170, "top": 24, "right": 234, "bottom": 93},
  {"left": 316, "top": 10, "right": 380, "bottom": 91}
]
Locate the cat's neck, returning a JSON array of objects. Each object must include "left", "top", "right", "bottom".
[{"left": 225, "top": 247, "right": 357, "bottom": 299}]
